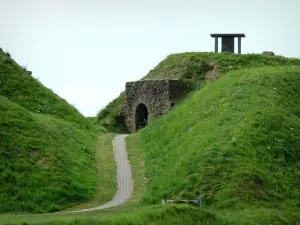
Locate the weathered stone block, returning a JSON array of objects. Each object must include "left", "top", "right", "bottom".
[{"left": 124, "top": 80, "right": 185, "bottom": 133}]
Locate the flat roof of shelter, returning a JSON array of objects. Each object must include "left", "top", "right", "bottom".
[{"left": 210, "top": 33, "right": 245, "bottom": 37}]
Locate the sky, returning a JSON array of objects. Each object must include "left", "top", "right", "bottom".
[{"left": 0, "top": 0, "right": 299, "bottom": 116}]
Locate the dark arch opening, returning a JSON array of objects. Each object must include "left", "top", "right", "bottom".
[{"left": 135, "top": 103, "right": 148, "bottom": 130}]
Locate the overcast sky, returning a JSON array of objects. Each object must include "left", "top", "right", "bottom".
[{"left": 0, "top": 0, "right": 299, "bottom": 116}]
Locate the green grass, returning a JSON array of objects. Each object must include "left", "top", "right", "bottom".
[
  {"left": 0, "top": 96, "right": 98, "bottom": 213},
  {"left": 97, "top": 92, "right": 126, "bottom": 133},
  {"left": 0, "top": 133, "right": 147, "bottom": 225},
  {"left": 125, "top": 134, "right": 146, "bottom": 206},
  {"left": 139, "top": 66, "right": 300, "bottom": 224},
  {"left": 62, "top": 134, "right": 117, "bottom": 212},
  {"left": 65, "top": 133, "right": 146, "bottom": 212},
  {"left": 97, "top": 52, "right": 300, "bottom": 132},
  {"left": 143, "top": 52, "right": 300, "bottom": 79},
  {"left": 86, "top": 117, "right": 107, "bottom": 133},
  {"left": 0, "top": 49, "right": 106, "bottom": 213},
  {"left": 0, "top": 205, "right": 225, "bottom": 225},
  {"left": 2, "top": 46, "right": 300, "bottom": 225},
  {"left": 0, "top": 130, "right": 146, "bottom": 224},
  {"left": 0, "top": 48, "right": 92, "bottom": 130}
]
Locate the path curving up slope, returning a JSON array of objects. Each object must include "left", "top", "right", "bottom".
[{"left": 71, "top": 134, "right": 133, "bottom": 213}]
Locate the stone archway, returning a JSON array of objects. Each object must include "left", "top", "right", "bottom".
[
  {"left": 135, "top": 103, "right": 148, "bottom": 130},
  {"left": 124, "top": 80, "right": 185, "bottom": 133}
]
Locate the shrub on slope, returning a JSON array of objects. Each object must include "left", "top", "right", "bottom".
[
  {"left": 97, "top": 92, "right": 126, "bottom": 133},
  {"left": 140, "top": 66, "right": 300, "bottom": 223},
  {"left": 0, "top": 96, "right": 97, "bottom": 213},
  {"left": 97, "top": 52, "right": 300, "bottom": 132},
  {"left": 0, "top": 48, "right": 91, "bottom": 129}
]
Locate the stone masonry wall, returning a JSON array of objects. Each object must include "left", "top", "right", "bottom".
[
  {"left": 124, "top": 80, "right": 185, "bottom": 133},
  {"left": 168, "top": 80, "right": 186, "bottom": 102}
]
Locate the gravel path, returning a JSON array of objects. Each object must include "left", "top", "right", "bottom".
[{"left": 71, "top": 134, "right": 133, "bottom": 213}]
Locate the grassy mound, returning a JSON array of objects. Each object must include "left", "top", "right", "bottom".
[
  {"left": 140, "top": 66, "right": 300, "bottom": 224},
  {"left": 97, "top": 52, "right": 300, "bottom": 132},
  {"left": 0, "top": 50, "right": 99, "bottom": 213},
  {"left": 0, "top": 96, "right": 97, "bottom": 213},
  {"left": 0, "top": 48, "right": 91, "bottom": 130}
]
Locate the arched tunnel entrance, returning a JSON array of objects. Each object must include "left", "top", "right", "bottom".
[{"left": 135, "top": 103, "right": 148, "bottom": 130}]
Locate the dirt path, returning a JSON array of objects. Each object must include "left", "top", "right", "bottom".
[{"left": 71, "top": 134, "right": 133, "bottom": 213}]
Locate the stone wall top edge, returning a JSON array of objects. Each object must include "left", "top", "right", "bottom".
[{"left": 126, "top": 79, "right": 181, "bottom": 85}]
